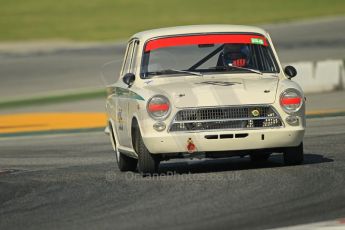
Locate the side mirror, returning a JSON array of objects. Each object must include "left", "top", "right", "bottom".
[
  {"left": 123, "top": 73, "right": 135, "bottom": 87},
  {"left": 284, "top": 66, "right": 297, "bottom": 79}
]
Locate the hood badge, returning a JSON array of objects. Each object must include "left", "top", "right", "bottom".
[
  {"left": 144, "top": 80, "right": 154, "bottom": 85},
  {"left": 264, "top": 89, "right": 270, "bottom": 93},
  {"left": 251, "top": 109, "right": 260, "bottom": 117},
  {"left": 178, "top": 93, "right": 185, "bottom": 97}
]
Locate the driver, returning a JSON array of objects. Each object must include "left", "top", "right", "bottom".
[{"left": 218, "top": 44, "right": 249, "bottom": 68}]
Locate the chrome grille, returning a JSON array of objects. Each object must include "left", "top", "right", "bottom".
[{"left": 169, "top": 105, "right": 283, "bottom": 132}]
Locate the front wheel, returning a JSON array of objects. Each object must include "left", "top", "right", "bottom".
[
  {"left": 134, "top": 127, "right": 160, "bottom": 175},
  {"left": 116, "top": 151, "right": 138, "bottom": 172},
  {"left": 109, "top": 124, "right": 137, "bottom": 171},
  {"left": 283, "top": 142, "right": 304, "bottom": 165}
]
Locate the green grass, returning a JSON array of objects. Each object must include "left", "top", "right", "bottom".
[
  {"left": 1, "top": 0, "right": 345, "bottom": 41},
  {"left": 0, "top": 89, "right": 106, "bottom": 110}
]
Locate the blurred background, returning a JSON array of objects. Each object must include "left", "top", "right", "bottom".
[
  {"left": 1, "top": 2, "right": 345, "bottom": 230},
  {"left": 0, "top": 0, "right": 345, "bottom": 133},
  {"left": 1, "top": 0, "right": 345, "bottom": 41}
]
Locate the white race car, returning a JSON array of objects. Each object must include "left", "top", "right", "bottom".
[{"left": 105, "top": 25, "right": 305, "bottom": 175}]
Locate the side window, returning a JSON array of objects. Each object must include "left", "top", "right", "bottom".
[
  {"left": 129, "top": 40, "right": 139, "bottom": 73},
  {"left": 121, "top": 41, "right": 134, "bottom": 76}
]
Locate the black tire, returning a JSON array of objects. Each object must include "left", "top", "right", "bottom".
[
  {"left": 283, "top": 142, "right": 304, "bottom": 165},
  {"left": 116, "top": 151, "right": 138, "bottom": 172},
  {"left": 109, "top": 123, "right": 137, "bottom": 172},
  {"left": 250, "top": 152, "right": 271, "bottom": 162},
  {"left": 134, "top": 127, "right": 159, "bottom": 175}
]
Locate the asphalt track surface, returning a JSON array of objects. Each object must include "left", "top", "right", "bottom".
[
  {"left": 1, "top": 117, "right": 345, "bottom": 230},
  {"left": 1, "top": 16, "right": 345, "bottom": 99},
  {"left": 1, "top": 17, "right": 345, "bottom": 230}
]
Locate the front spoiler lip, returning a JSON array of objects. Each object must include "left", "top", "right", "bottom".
[
  {"left": 143, "top": 128, "right": 305, "bottom": 154},
  {"left": 167, "top": 125, "right": 284, "bottom": 133}
]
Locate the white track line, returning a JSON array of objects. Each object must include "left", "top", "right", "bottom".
[{"left": 272, "top": 218, "right": 345, "bottom": 230}]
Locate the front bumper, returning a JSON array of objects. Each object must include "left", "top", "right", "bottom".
[{"left": 142, "top": 127, "right": 305, "bottom": 154}]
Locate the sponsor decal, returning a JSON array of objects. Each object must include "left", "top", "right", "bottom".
[
  {"left": 251, "top": 38, "right": 264, "bottom": 45},
  {"left": 117, "top": 108, "right": 124, "bottom": 130}
]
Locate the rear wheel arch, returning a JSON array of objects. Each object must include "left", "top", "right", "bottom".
[
  {"left": 109, "top": 119, "right": 137, "bottom": 171},
  {"left": 131, "top": 117, "right": 140, "bottom": 151},
  {"left": 108, "top": 120, "right": 114, "bottom": 134},
  {"left": 108, "top": 120, "right": 117, "bottom": 150}
]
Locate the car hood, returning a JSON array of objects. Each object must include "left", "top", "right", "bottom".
[{"left": 144, "top": 75, "right": 279, "bottom": 108}]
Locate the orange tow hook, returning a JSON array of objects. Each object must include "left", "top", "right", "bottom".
[{"left": 187, "top": 138, "right": 196, "bottom": 153}]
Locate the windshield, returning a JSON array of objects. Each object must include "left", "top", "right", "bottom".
[{"left": 141, "top": 34, "right": 280, "bottom": 78}]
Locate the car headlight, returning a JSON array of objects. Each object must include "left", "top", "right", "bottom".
[
  {"left": 280, "top": 89, "right": 303, "bottom": 114},
  {"left": 147, "top": 95, "right": 171, "bottom": 120}
]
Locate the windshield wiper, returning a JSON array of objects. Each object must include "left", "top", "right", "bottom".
[
  {"left": 226, "top": 64, "right": 263, "bottom": 75},
  {"left": 164, "top": 69, "right": 203, "bottom": 76},
  {"left": 149, "top": 69, "right": 203, "bottom": 77},
  {"left": 208, "top": 66, "right": 263, "bottom": 75}
]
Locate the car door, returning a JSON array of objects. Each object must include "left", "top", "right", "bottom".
[{"left": 116, "top": 39, "right": 139, "bottom": 147}]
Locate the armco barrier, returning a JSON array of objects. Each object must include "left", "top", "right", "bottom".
[
  {"left": 342, "top": 61, "right": 345, "bottom": 89},
  {"left": 288, "top": 62, "right": 316, "bottom": 93},
  {"left": 285, "top": 59, "right": 344, "bottom": 93},
  {"left": 314, "top": 60, "right": 343, "bottom": 92}
]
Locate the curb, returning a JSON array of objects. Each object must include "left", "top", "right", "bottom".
[
  {"left": 0, "top": 127, "right": 103, "bottom": 138},
  {"left": 0, "top": 113, "right": 107, "bottom": 135}
]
